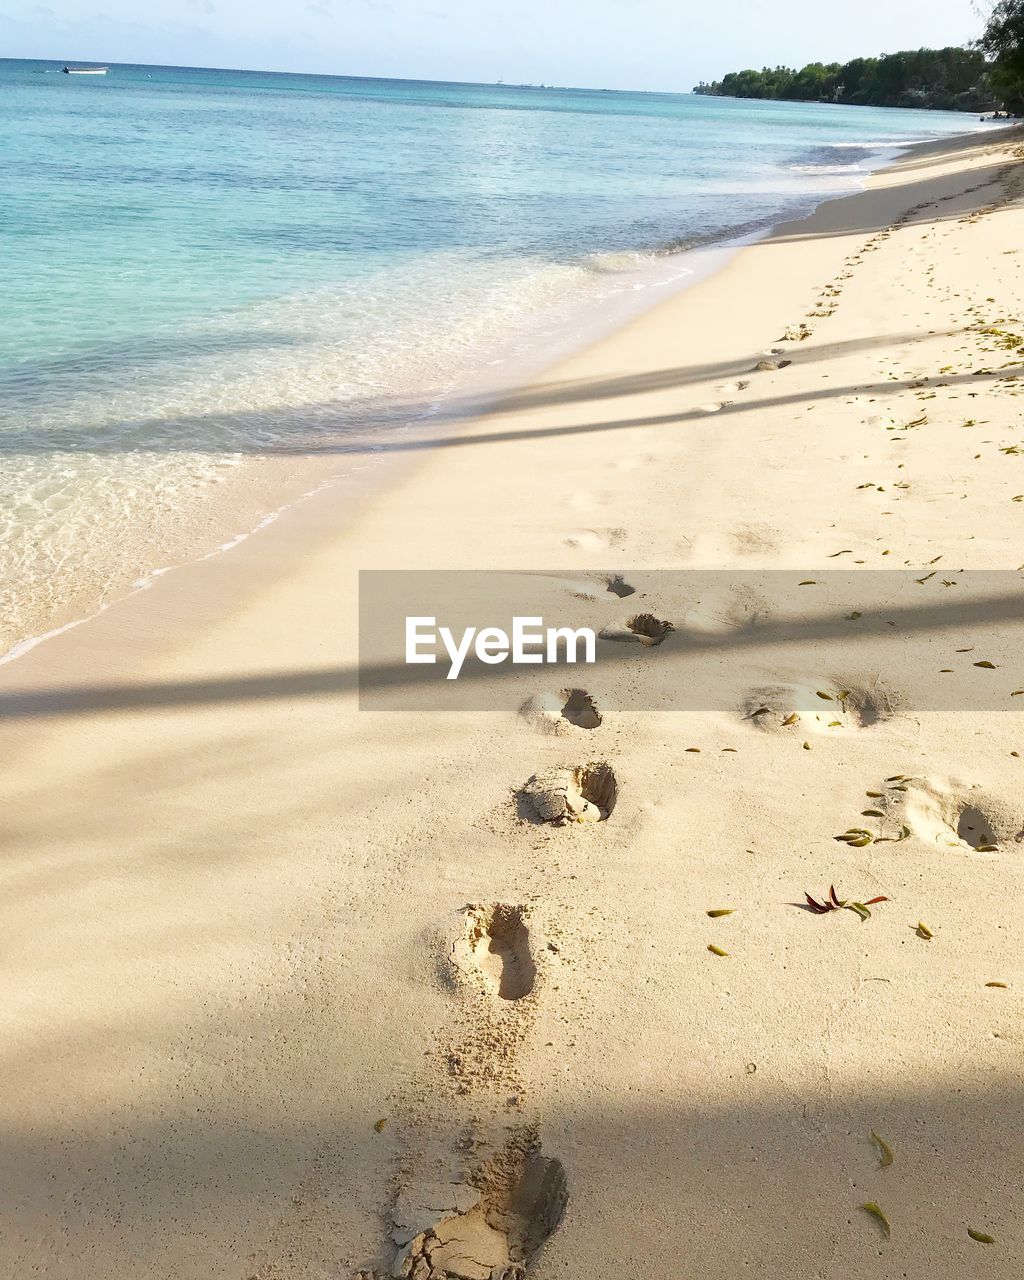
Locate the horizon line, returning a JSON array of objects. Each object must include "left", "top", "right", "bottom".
[{"left": 0, "top": 55, "right": 694, "bottom": 97}]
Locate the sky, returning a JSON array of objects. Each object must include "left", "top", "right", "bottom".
[{"left": 0, "top": 0, "right": 988, "bottom": 91}]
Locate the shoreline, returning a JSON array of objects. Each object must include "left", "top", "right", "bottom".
[
  {"left": 2, "top": 123, "right": 1011, "bottom": 671},
  {"left": 2, "top": 124, "right": 1024, "bottom": 1279}
]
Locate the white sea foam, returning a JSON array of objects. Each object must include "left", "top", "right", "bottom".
[
  {"left": 827, "top": 138, "right": 934, "bottom": 149},
  {"left": 788, "top": 162, "right": 864, "bottom": 174},
  {"left": 0, "top": 471, "right": 345, "bottom": 667}
]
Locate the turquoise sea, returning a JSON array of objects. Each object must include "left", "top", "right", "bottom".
[{"left": 0, "top": 59, "right": 987, "bottom": 654}]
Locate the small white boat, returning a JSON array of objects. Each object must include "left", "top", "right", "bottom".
[{"left": 61, "top": 66, "right": 108, "bottom": 75}]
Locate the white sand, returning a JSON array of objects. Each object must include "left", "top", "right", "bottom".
[{"left": 1, "top": 128, "right": 1023, "bottom": 1278}]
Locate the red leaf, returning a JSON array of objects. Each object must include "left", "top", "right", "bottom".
[{"left": 864, "top": 896, "right": 888, "bottom": 905}]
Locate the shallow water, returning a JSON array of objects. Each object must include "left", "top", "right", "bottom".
[{"left": 0, "top": 59, "right": 986, "bottom": 653}]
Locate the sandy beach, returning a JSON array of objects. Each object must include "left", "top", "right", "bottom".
[{"left": 2, "top": 126, "right": 1024, "bottom": 1278}]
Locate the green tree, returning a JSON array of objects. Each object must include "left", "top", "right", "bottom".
[
  {"left": 980, "top": 0, "right": 1024, "bottom": 111},
  {"left": 692, "top": 46, "right": 990, "bottom": 111}
]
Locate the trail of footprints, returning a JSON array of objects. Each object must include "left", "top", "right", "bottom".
[
  {"left": 373, "top": 892, "right": 566, "bottom": 1279},
  {"left": 696, "top": 141, "right": 1024, "bottom": 420},
  {"left": 371, "top": 578, "right": 640, "bottom": 1278},
  {"left": 375, "top": 578, "right": 1020, "bottom": 1279},
  {"left": 366, "top": 148, "right": 1024, "bottom": 1278},
  {"left": 800, "top": 145, "right": 1024, "bottom": 330}
]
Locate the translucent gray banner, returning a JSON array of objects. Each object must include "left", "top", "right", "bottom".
[{"left": 358, "top": 569, "right": 1024, "bottom": 713}]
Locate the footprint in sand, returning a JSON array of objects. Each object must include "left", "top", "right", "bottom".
[
  {"left": 754, "top": 357, "right": 792, "bottom": 372},
  {"left": 698, "top": 399, "right": 734, "bottom": 413},
  {"left": 890, "top": 777, "right": 1023, "bottom": 853},
  {"left": 519, "top": 762, "right": 617, "bottom": 825},
  {"left": 563, "top": 529, "right": 606, "bottom": 551},
  {"left": 742, "top": 680, "right": 895, "bottom": 735},
  {"left": 563, "top": 528, "right": 625, "bottom": 552},
  {"left": 728, "top": 523, "right": 780, "bottom": 558},
  {"left": 551, "top": 573, "right": 636, "bottom": 601},
  {"left": 564, "top": 489, "right": 613, "bottom": 514},
  {"left": 604, "top": 574, "right": 636, "bottom": 598},
  {"left": 390, "top": 1129, "right": 567, "bottom": 1280},
  {"left": 710, "top": 379, "right": 751, "bottom": 403},
  {"left": 520, "top": 688, "right": 602, "bottom": 735},
  {"left": 612, "top": 451, "right": 662, "bottom": 472},
  {"left": 598, "top": 612, "right": 672, "bottom": 646},
  {"left": 711, "top": 378, "right": 751, "bottom": 400},
  {"left": 681, "top": 584, "right": 774, "bottom": 633},
  {"left": 451, "top": 904, "right": 536, "bottom": 1002}
]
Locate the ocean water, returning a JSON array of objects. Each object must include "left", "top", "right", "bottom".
[{"left": 0, "top": 59, "right": 986, "bottom": 655}]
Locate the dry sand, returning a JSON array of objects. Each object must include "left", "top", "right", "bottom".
[{"left": 2, "top": 127, "right": 1024, "bottom": 1279}]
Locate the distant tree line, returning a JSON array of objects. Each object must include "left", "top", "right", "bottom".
[
  {"left": 692, "top": 47, "right": 995, "bottom": 112},
  {"left": 694, "top": 5, "right": 1024, "bottom": 116}
]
